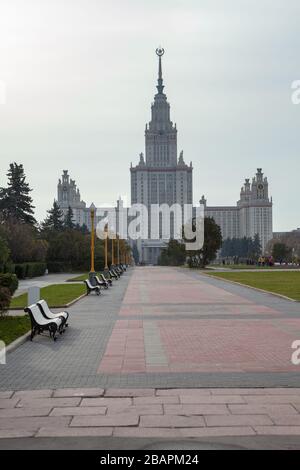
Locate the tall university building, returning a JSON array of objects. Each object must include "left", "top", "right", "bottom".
[{"left": 56, "top": 48, "right": 273, "bottom": 263}]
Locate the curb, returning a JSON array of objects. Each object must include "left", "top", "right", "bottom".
[
  {"left": 8, "top": 293, "right": 86, "bottom": 311},
  {"left": 6, "top": 330, "right": 31, "bottom": 354},
  {"left": 200, "top": 272, "right": 299, "bottom": 302},
  {"left": 4, "top": 293, "right": 87, "bottom": 355}
]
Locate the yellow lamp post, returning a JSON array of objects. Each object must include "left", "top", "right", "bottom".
[
  {"left": 111, "top": 234, "right": 115, "bottom": 267},
  {"left": 104, "top": 223, "right": 108, "bottom": 272},
  {"left": 89, "top": 203, "right": 96, "bottom": 282}
]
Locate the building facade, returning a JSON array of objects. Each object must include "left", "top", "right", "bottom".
[
  {"left": 55, "top": 49, "right": 274, "bottom": 261},
  {"left": 57, "top": 170, "right": 90, "bottom": 228},
  {"left": 130, "top": 48, "right": 193, "bottom": 264},
  {"left": 201, "top": 168, "right": 273, "bottom": 252}
]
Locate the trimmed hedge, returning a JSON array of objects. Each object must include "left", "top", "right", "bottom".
[
  {"left": 14, "top": 262, "right": 46, "bottom": 279},
  {"left": 0, "top": 263, "right": 15, "bottom": 274},
  {"left": 0, "top": 273, "right": 18, "bottom": 295},
  {"left": 47, "top": 261, "right": 72, "bottom": 273}
]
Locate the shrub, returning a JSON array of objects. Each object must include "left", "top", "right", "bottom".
[
  {"left": 0, "top": 273, "right": 18, "bottom": 295},
  {"left": 14, "top": 264, "right": 27, "bottom": 279},
  {"left": 0, "top": 287, "right": 11, "bottom": 317},
  {"left": 14, "top": 262, "right": 46, "bottom": 279},
  {"left": 25, "top": 262, "right": 46, "bottom": 278}
]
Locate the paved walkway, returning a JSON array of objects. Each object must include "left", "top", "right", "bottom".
[
  {"left": 1, "top": 387, "right": 300, "bottom": 440},
  {"left": 2, "top": 266, "right": 300, "bottom": 390},
  {"left": 14, "top": 273, "right": 79, "bottom": 296},
  {"left": 2, "top": 266, "right": 300, "bottom": 444}
]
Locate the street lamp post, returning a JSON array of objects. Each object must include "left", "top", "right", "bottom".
[
  {"left": 104, "top": 223, "right": 109, "bottom": 274},
  {"left": 117, "top": 234, "right": 120, "bottom": 266},
  {"left": 111, "top": 235, "right": 115, "bottom": 268},
  {"left": 89, "top": 203, "right": 96, "bottom": 283}
]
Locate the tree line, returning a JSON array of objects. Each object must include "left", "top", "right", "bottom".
[{"left": 0, "top": 162, "right": 130, "bottom": 278}]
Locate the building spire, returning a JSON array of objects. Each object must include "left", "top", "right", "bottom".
[{"left": 156, "top": 47, "right": 165, "bottom": 94}]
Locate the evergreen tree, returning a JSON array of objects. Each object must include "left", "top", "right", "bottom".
[
  {"left": 272, "top": 242, "right": 291, "bottom": 262},
  {"left": 0, "top": 163, "right": 36, "bottom": 225},
  {"left": 132, "top": 243, "right": 140, "bottom": 264},
  {"left": 42, "top": 200, "right": 64, "bottom": 232},
  {"left": 64, "top": 206, "right": 75, "bottom": 230},
  {"left": 75, "top": 223, "right": 89, "bottom": 234},
  {"left": 252, "top": 233, "right": 262, "bottom": 258}
]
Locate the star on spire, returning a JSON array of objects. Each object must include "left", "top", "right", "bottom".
[{"left": 156, "top": 47, "right": 165, "bottom": 94}]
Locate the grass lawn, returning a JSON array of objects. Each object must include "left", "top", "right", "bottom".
[
  {"left": 67, "top": 273, "right": 89, "bottom": 282},
  {"left": 67, "top": 272, "right": 108, "bottom": 282},
  {"left": 10, "top": 283, "right": 86, "bottom": 309},
  {"left": 206, "top": 271, "right": 300, "bottom": 301},
  {"left": 0, "top": 316, "right": 31, "bottom": 345},
  {"left": 211, "top": 264, "right": 296, "bottom": 270}
]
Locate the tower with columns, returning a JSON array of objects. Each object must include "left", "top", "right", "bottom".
[
  {"left": 201, "top": 168, "right": 273, "bottom": 252},
  {"left": 130, "top": 48, "right": 193, "bottom": 264}
]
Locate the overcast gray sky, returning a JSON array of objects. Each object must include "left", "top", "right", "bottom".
[{"left": 0, "top": 0, "right": 299, "bottom": 230}]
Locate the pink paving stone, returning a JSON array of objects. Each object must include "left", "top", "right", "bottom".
[
  {"left": 0, "top": 398, "right": 20, "bottom": 409},
  {"left": 0, "top": 392, "right": 13, "bottom": 399},
  {"left": 13, "top": 389, "right": 53, "bottom": 399},
  {"left": 210, "top": 388, "right": 300, "bottom": 395},
  {"left": 0, "top": 430, "right": 36, "bottom": 438},
  {"left": 98, "top": 267, "right": 300, "bottom": 374},
  {"left": 53, "top": 388, "right": 104, "bottom": 398},
  {"left": 254, "top": 426, "right": 300, "bottom": 435},
  {"left": 104, "top": 389, "right": 155, "bottom": 397},
  {"left": 180, "top": 395, "right": 246, "bottom": 404},
  {"left": 205, "top": 414, "right": 273, "bottom": 426},
  {"left": 107, "top": 405, "right": 163, "bottom": 415},
  {"left": 0, "top": 416, "right": 70, "bottom": 430},
  {"left": 81, "top": 398, "right": 132, "bottom": 407},
  {"left": 159, "top": 319, "right": 300, "bottom": 373},
  {"left": 164, "top": 404, "right": 229, "bottom": 416},
  {"left": 243, "top": 395, "right": 300, "bottom": 404},
  {"left": 140, "top": 415, "right": 205, "bottom": 428},
  {"left": 0, "top": 407, "right": 52, "bottom": 418},
  {"left": 180, "top": 426, "right": 256, "bottom": 437},
  {"left": 229, "top": 404, "right": 298, "bottom": 415},
  {"left": 37, "top": 427, "right": 113, "bottom": 437},
  {"left": 70, "top": 414, "right": 139, "bottom": 427},
  {"left": 113, "top": 427, "right": 182, "bottom": 438},
  {"left": 292, "top": 404, "right": 300, "bottom": 413},
  {"left": 156, "top": 389, "right": 211, "bottom": 396},
  {"left": 270, "top": 415, "right": 300, "bottom": 425},
  {"left": 50, "top": 407, "right": 107, "bottom": 416},
  {"left": 98, "top": 359, "right": 123, "bottom": 373},
  {"left": 16, "top": 397, "right": 81, "bottom": 408},
  {"left": 133, "top": 396, "right": 180, "bottom": 405}
]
